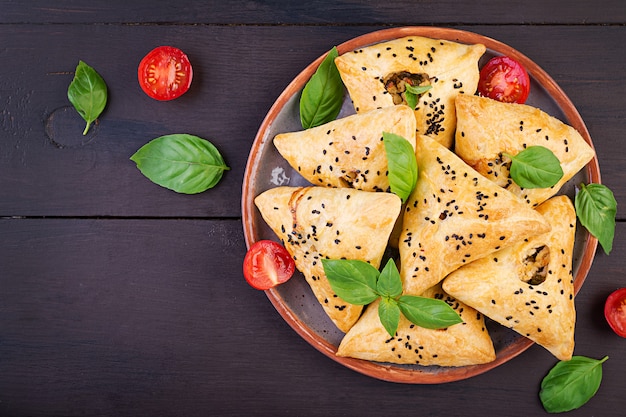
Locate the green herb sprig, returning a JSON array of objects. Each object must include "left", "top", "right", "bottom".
[
  {"left": 322, "top": 258, "right": 463, "bottom": 337},
  {"left": 575, "top": 183, "right": 617, "bottom": 254},
  {"left": 504, "top": 146, "right": 563, "bottom": 189},
  {"left": 540, "top": 355, "right": 608, "bottom": 413},
  {"left": 130, "top": 134, "right": 230, "bottom": 194},
  {"left": 383, "top": 131, "right": 418, "bottom": 203},
  {"left": 299, "top": 47, "right": 344, "bottom": 129},
  {"left": 404, "top": 84, "right": 432, "bottom": 110},
  {"left": 67, "top": 60, "right": 108, "bottom": 135}
]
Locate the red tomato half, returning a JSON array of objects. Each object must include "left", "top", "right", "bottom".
[
  {"left": 243, "top": 240, "right": 296, "bottom": 290},
  {"left": 605, "top": 288, "right": 626, "bottom": 338},
  {"left": 138, "top": 46, "right": 193, "bottom": 101},
  {"left": 477, "top": 55, "right": 530, "bottom": 104}
]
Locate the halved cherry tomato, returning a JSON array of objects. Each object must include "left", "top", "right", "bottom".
[
  {"left": 605, "top": 288, "right": 626, "bottom": 338},
  {"left": 138, "top": 46, "right": 193, "bottom": 101},
  {"left": 243, "top": 240, "right": 295, "bottom": 290},
  {"left": 477, "top": 56, "right": 530, "bottom": 104}
]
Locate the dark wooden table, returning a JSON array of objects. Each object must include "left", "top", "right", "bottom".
[{"left": 1, "top": 1, "right": 624, "bottom": 416}]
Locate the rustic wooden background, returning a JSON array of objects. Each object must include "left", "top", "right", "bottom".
[{"left": 1, "top": 1, "right": 624, "bottom": 416}]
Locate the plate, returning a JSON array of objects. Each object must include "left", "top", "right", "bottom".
[{"left": 241, "top": 27, "right": 600, "bottom": 384}]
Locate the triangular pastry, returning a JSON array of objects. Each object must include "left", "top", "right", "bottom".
[
  {"left": 274, "top": 105, "right": 416, "bottom": 191},
  {"left": 334, "top": 36, "right": 485, "bottom": 148},
  {"left": 255, "top": 186, "right": 402, "bottom": 332},
  {"left": 399, "top": 135, "right": 551, "bottom": 296},
  {"left": 337, "top": 283, "right": 496, "bottom": 366},
  {"left": 454, "top": 94, "right": 595, "bottom": 207},
  {"left": 442, "top": 195, "right": 577, "bottom": 361}
]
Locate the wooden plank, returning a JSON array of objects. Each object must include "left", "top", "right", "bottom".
[
  {"left": 0, "top": 218, "right": 624, "bottom": 416},
  {"left": 0, "top": 0, "right": 624, "bottom": 24},
  {"left": 0, "top": 24, "right": 624, "bottom": 218}
]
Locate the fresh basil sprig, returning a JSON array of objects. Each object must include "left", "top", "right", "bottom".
[
  {"left": 322, "top": 258, "right": 463, "bottom": 336},
  {"left": 575, "top": 183, "right": 616, "bottom": 254},
  {"left": 130, "top": 134, "right": 230, "bottom": 194},
  {"left": 540, "top": 355, "right": 608, "bottom": 413},
  {"left": 504, "top": 146, "right": 563, "bottom": 189},
  {"left": 299, "top": 46, "right": 344, "bottom": 129},
  {"left": 404, "top": 84, "right": 432, "bottom": 110},
  {"left": 383, "top": 132, "right": 418, "bottom": 203},
  {"left": 67, "top": 60, "right": 108, "bottom": 135}
]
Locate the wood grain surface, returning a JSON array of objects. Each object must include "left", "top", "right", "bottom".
[{"left": 0, "top": 1, "right": 624, "bottom": 416}]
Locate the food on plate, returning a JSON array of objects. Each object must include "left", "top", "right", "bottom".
[
  {"left": 454, "top": 94, "right": 595, "bottom": 207},
  {"left": 138, "top": 46, "right": 193, "bottom": 101},
  {"left": 398, "top": 134, "right": 551, "bottom": 296},
  {"left": 337, "top": 283, "right": 496, "bottom": 366},
  {"left": 334, "top": 36, "right": 485, "bottom": 148},
  {"left": 243, "top": 240, "right": 296, "bottom": 290},
  {"left": 604, "top": 287, "right": 626, "bottom": 338},
  {"left": 250, "top": 33, "right": 598, "bottom": 372},
  {"left": 254, "top": 186, "right": 401, "bottom": 332},
  {"left": 443, "top": 195, "right": 577, "bottom": 360},
  {"left": 274, "top": 105, "right": 416, "bottom": 192},
  {"left": 477, "top": 55, "right": 530, "bottom": 104}
]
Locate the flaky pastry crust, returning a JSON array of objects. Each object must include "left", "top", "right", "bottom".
[
  {"left": 443, "top": 195, "right": 577, "bottom": 361},
  {"left": 335, "top": 36, "right": 485, "bottom": 148},
  {"left": 399, "top": 135, "right": 551, "bottom": 296},
  {"left": 337, "top": 283, "right": 496, "bottom": 366},
  {"left": 454, "top": 94, "right": 595, "bottom": 207},
  {"left": 274, "top": 105, "right": 415, "bottom": 191},
  {"left": 255, "top": 186, "right": 401, "bottom": 332}
]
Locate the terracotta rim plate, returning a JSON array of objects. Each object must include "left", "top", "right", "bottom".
[{"left": 241, "top": 27, "right": 600, "bottom": 384}]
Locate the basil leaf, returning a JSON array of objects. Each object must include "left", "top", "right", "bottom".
[
  {"left": 383, "top": 131, "right": 418, "bottom": 203},
  {"left": 376, "top": 258, "right": 403, "bottom": 298},
  {"left": 299, "top": 46, "right": 344, "bottom": 129},
  {"left": 130, "top": 134, "right": 230, "bottom": 194},
  {"left": 504, "top": 146, "right": 563, "bottom": 189},
  {"left": 378, "top": 297, "right": 401, "bottom": 337},
  {"left": 321, "top": 259, "right": 379, "bottom": 305},
  {"left": 404, "top": 84, "right": 432, "bottom": 110},
  {"left": 540, "top": 355, "right": 608, "bottom": 413},
  {"left": 67, "top": 60, "right": 108, "bottom": 135},
  {"left": 575, "top": 183, "right": 617, "bottom": 254},
  {"left": 397, "top": 295, "right": 463, "bottom": 329}
]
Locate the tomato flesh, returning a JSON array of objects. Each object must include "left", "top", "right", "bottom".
[
  {"left": 138, "top": 46, "right": 193, "bottom": 101},
  {"left": 605, "top": 288, "right": 626, "bottom": 338},
  {"left": 477, "top": 56, "right": 530, "bottom": 104},
  {"left": 243, "top": 240, "right": 296, "bottom": 290}
]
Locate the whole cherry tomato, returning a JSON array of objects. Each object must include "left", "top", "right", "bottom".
[
  {"left": 138, "top": 46, "right": 193, "bottom": 101},
  {"left": 243, "top": 240, "right": 296, "bottom": 290},
  {"left": 477, "top": 55, "right": 530, "bottom": 104},
  {"left": 605, "top": 288, "right": 626, "bottom": 338}
]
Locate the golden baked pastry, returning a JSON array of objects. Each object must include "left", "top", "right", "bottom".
[
  {"left": 443, "top": 195, "right": 577, "bottom": 361},
  {"left": 399, "top": 135, "right": 551, "bottom": 296},
  {"left": 254, "top": 186, "right": 402, "bottom": 332},
  {"left": 274, "top": 105, "right": 416, "bottom": 191},
  {"left": 337, "top": 283, "right": 496, "bottom": 366},
  {"left": 454, "top": 94, "right": 595, "bottom": 207},
  {"left": 334, "top": 36, "right": 485, "bottom": 148}
]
